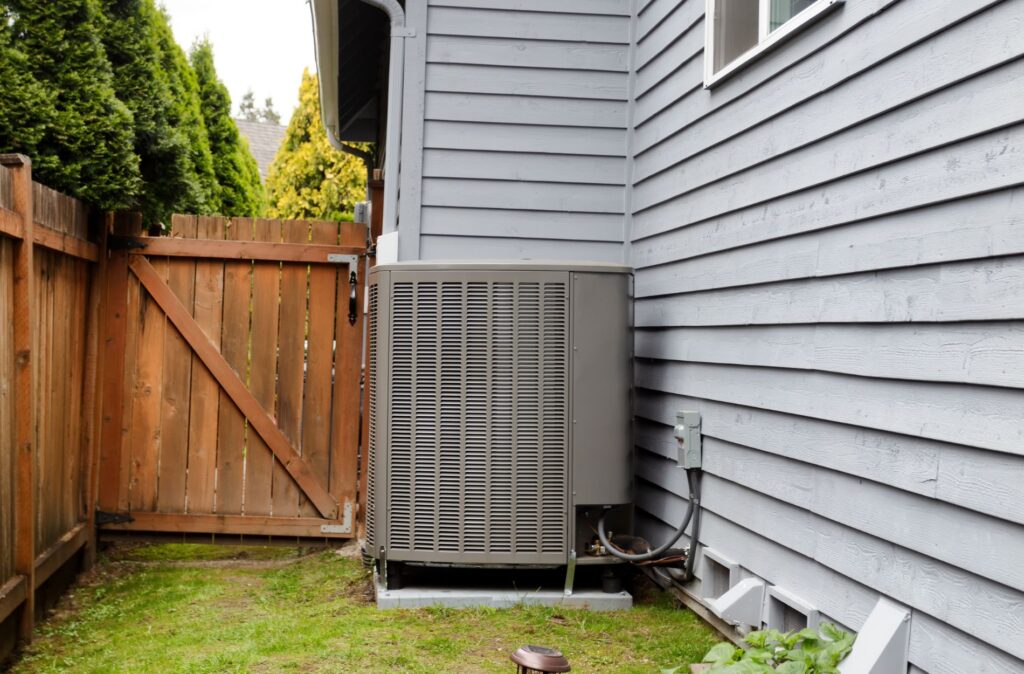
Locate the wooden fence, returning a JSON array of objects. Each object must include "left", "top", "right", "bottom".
[
  {"left": 0, "top": 155, "right": 104, "bottom": 655},
  {"left": 0, "top": 155, "right": 374, "bottom": 662},
  {"left": 95, "top": 214, "right": 366, "bottom": 538}
]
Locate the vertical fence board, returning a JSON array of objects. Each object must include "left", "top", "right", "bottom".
[
  {"left": 128, "top": 260, "right": 165, "bottom": 512},
  {"left": 332, "top": 222, "right": 367, "bottom": 521},
  {"left": 97, "top": 214, "right": 134, "bottom": 512},
  {"left": 184, "top": 216, "right": 225, "bottom": 514},
  {"left": 300, "top": 222, "right": 338, "bottom": 518},
  {"left": 82, "top": 216, "right": 109, "bottom": 567},
  {"left": 215, "top": 217, "right": 254, "bottom": 516},
  {"left": 0, "top": 238, "right": 14, "bottom": 584},
  {"left": 273, "top": 221, "right": 309, "bottom": 518},
  {"left": 157, "top": 215, "right": 197, "bottom": 513},
  {"left": 244, "top": 218, "right": 282, "bottom": 516}
]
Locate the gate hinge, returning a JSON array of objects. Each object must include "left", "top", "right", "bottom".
[
  {"left": 108, "top": 235, "right": 147, "bottom": 251},
  {"left": 320, "top": 501, "right": 354, "bottom": 535},
  {"left": 95, "top": 510, "right": 135, "bottom": 526}
]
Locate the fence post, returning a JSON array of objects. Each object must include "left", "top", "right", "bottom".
[
  {"left": 80, "top": 213, "right": 110, "bottom": 569},
  {"left": 1, "top": 154, "right": 35, "bottom": 641},
  {"left": 96, "top": 212, "right": 137, "bottom": 513}
]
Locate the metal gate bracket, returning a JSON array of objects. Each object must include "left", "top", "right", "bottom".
[
  {"left": 320, "top": 501, "right": 354, "bottom": 535},
  {"left": 327, "top": 253, "right": 359, "bottom": 277}
]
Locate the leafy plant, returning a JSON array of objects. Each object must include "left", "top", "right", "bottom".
[{"left": 666, "top": 623, "right": 855, "bottom": 674}]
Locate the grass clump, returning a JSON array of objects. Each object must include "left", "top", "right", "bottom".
[{"left": 12, "top": 544, "right": 719, "bottom": 673}]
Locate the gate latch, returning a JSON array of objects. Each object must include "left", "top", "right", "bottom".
[{"left": 327, "top": 254, "right": 360, "bottom": 325}]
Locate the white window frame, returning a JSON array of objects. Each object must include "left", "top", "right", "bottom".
[{"left": 704, "top": 0, "right": 843, "bottom": 88}]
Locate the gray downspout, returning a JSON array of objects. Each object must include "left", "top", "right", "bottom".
[{"left": 357, "top": 0, "right": 410, "bottom": 236}]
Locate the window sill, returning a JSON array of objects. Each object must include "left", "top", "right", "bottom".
[{"left": 704, "top": 0, "right": 844, "bottom": 89}]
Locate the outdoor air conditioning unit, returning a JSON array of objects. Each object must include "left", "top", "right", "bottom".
[{"left": 366, "top": 261, "right": 632, "bottom": 587}]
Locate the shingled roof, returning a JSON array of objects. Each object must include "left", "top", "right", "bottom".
[{"left": 234, "top": 119, "right": 287, "bottom": 182}]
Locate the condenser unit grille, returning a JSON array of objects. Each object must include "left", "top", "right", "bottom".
[
  {"left": 385, "top": 277, "right": 569, "bottom": 564},
  {"left": 365, "top": 281, "right": 378, "bottom": 552}
]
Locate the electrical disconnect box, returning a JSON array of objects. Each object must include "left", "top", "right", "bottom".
[{"left": 675, "top": 410, "right": 702, "bottom": 469}]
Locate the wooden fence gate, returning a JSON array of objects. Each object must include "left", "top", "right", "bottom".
[{"left": 95, "top": 214, "right": 367, "bottom": 540}]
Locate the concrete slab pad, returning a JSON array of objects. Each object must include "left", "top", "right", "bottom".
[{"left": 374, "top": 573, "right": 632, "bottom": 611}]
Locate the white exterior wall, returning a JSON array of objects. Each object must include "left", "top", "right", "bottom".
[{"left": 628, "top": 0, "right": 1024, "bottom": 671}]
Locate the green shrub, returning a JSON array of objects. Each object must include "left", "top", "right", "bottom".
[{"left": 667, "top": 623, "right": 855, "bottom": 674}]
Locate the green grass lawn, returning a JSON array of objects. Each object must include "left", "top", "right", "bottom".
[{"left": 11, "top": 543, "right": 719, "bottom": 673}]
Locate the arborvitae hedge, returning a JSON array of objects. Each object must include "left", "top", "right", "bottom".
[
  {"left": 190, "top": 38, "right": 264, "bottom": 218},
  {"left": 4, "top": 0, "right": 141, "bottom": 209},
  {"left": 266, "top": 70, "right": 366, "bottom": 221},
  {"left": 0, "top": 0, "right": 260, "bottom": 222}
]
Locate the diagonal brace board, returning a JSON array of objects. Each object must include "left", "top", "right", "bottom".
[{"left": 128, "top": 255, "right": 339, "bottom": 519}]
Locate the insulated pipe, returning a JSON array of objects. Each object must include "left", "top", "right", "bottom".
[{"left": 357, "top": 0, "right": 408, "bottom": 237}]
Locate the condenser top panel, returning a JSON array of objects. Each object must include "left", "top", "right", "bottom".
[{"left": 371, "top": 260, "right": 632, "bottom": 274}]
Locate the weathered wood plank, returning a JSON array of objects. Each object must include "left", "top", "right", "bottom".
[
  {"left": 274, "top": 221, "right": 309, "bottom": 518},
  {"left": 128, "top": 255, "right": 338, "bottom": 519},
  {"left": 127, "top": 262, "right": 165, "bottom": 512},
  {"left": 0, "top": 207, "right": 22, "bottom": 239},
  {"left": 0, "top": 238, "right": 15, "bottom": 582},
  {"left": 128, "top": 236, "right": 362, "bottom": 263},
  {"left": 81, "top": 215, "right": 109, "bottom": 568},
  {"left": 299, "top": 222, "right": 337, "bottom": 518},
  {"left": 0, "top": 576, "right": 26, "bottom": 627},
  {"left": 99, "top": 512, "right": 351, "bottom": 538},
  {"left": 244, "top": 219, "right": 281, "bottom": 516},
  {"left": 97, "top": 214, "right": 137, "bottom": 512},
  {"left": 184, "top": 216, "right": 224, "bottom": 514},
  {"left": 32, "top": 522, "right": 87, "bottom": 590},
  {"left": 214, "top": 218, "right": 254, "bottom": 515},
  {"left": 330, "top": 249, "right": 363, "bottom": 525},
  {"left": 32, "top": 224, "right": 98, "bottom": 262},
  {"left": 156, "top": 214, "right": 197, "bottom": 513},
  {"left": 635, "top": 361, "right": 1024, "bottom": 456},
  {"left": 1, "top": 154, "right": 34, "bottom": 640}
]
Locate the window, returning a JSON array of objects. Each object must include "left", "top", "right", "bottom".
[{"left": 704, "top": 0, "right": 842, "bottom": 87}]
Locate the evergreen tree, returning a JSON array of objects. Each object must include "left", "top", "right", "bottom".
[
  {"left": 240, "top": 89, "right": 281, "bottom": 125},
  {"left": 239, "top": 90, "right": 257, "bottom": 121},
  {"left": 0, "top": 8, "right": 56, "bottom": 163},
  {"left": 151, "top": 6, "right": 219, "bottom": 214},
  {"left": 100, "top": 0, "right": 209, "bottom": 226},
  {"left": 260, "top": 97, "right": 281, "bottom": 125},
  {"left": 190, "top": 38, "right": 263, "bottom": 217},
  {"left": 266, "top": 70, "right": 366, "bottom": 221},
  {"left": 4, "top": 0, "right": 141, "bottom": 209}
]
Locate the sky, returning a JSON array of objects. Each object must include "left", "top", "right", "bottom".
[{"left": 159, "top": 0, "right": 317, "bottom": 122}]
